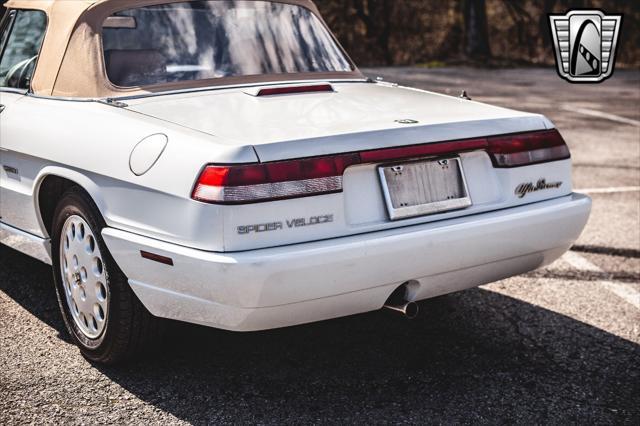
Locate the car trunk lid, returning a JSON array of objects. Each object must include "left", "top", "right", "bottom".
[{"left": 124, "top": 82, "right": 553, "bottom": 162}]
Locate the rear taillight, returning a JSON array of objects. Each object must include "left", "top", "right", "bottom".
[
  {"left": 192, "top": 130, "right": 570, "bottom": 204},
  {"left": 192, "top": 154, "right": 360, "bottom": 204},
  {"left": 487, "top": 129, "right": 570, "bottom": 167}
]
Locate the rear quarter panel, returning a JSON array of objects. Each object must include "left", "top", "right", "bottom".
[{"left": 1, "top": 95, "right": 256, "bottom": 250}]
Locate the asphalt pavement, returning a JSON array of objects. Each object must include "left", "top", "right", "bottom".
[{"left": 1, "top": 67, "right": 639, "bottom": 424}]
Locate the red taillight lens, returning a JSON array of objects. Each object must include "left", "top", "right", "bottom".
[
  {"left": 192, "top": 154, "right": 360, "bottom": 204},
  {"left": 487, "top": 129, "right": 570, "bottom": 167},
  {"left": 192, "top": 130, "right": 570, "bottom": 204}
]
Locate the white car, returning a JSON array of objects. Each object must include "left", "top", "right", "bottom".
[{"left": 0, "top": 0, "right": 591, "bottom": 364}]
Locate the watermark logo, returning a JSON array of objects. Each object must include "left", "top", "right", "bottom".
[{"left": 549, "top": 10, "right": 622, "bottom": 83}]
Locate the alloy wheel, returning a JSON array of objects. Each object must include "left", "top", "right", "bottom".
[{"left": 59, "top": 215, "right": 109, "bottom": 339}]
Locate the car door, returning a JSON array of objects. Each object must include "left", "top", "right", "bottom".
[{"left": 0, "top": 8, "right": 47, "bottom": 233}]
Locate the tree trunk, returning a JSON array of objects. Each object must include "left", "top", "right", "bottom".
[
  {"left": 462, "top": 0, "right": 491, "bottom": 60},
  {"left": 539, "top": 0, "right": 557, "bottom": 54},
  {"left": 378, "top": 0, "right": 394, "bottom": 65}
]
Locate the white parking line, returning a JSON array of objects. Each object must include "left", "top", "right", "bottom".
[
  {"left": 563, "top": 106, "right": 640, "bottom": 127},
  {"left": 577, "top": 186, "right": 640, "bottom": 194},
  {"left": 563, "top": 251, "right": 600, "bottom": 272},
  {"left": 563, "top": 251, "right": 640, "bottom": 309}
]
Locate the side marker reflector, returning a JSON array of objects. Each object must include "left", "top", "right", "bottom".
[{"left": 140, "top": 251, "right": 174, "bottom": 266}]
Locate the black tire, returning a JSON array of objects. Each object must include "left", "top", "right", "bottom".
[{"left": 51, "top": 187, "right": 163, "bottom": 364}]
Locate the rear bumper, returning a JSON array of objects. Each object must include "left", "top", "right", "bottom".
[{"left": 102, "top": 193, "right": 591, "bottom": 331}]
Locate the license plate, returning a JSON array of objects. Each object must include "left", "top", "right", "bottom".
[{"left": 378, "top": 157, "right": 472, "bottom": 220}]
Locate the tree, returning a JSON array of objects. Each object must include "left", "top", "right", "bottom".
[
  {"left": 352, "top": 0, "right": 396, "bottom": 65},
  {"left": 462, "top": 0, "right": 491, "bottom": 59}
]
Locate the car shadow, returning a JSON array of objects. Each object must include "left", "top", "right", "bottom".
[
  {"left": 0, "top": 245, "right": 70, "bottom": 341},
  {"left": 1, "top": 245, "right": 638, "bottom": 423}
]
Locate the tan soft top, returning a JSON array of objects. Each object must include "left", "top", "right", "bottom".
[{"left": 5, "top": 0, "right": 362, "bottom": 98}]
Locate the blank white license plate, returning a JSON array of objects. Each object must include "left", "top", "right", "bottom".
[{"left": 379, "top": 157, "right": 472, "bottom": 220}]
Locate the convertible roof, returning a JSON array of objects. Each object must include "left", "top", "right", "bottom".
[{"left": 4, "top": 0, "right": 361, "bottom": 98}]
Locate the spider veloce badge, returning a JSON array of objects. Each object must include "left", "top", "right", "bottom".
[{"left": 549, "top": 10, "right": 622, "bottom": 83}]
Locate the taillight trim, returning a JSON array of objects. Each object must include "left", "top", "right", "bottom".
[
  {"left": 192, "top": 129, "right": 570, "bottom": 204},
  {"left": 192, "top": 176, "right": 345, "bottom": 205}
]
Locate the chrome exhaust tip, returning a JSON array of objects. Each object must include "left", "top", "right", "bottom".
[
  {"left": 383, "top": 301, "right": 419, "bottom": 319},
  {"left": 383, "top": 282, "right": 419, "bottom": 319}
]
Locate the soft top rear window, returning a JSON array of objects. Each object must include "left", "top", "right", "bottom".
[{"left": 101, "top": 0, "right": 353, "bottom": 87}]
